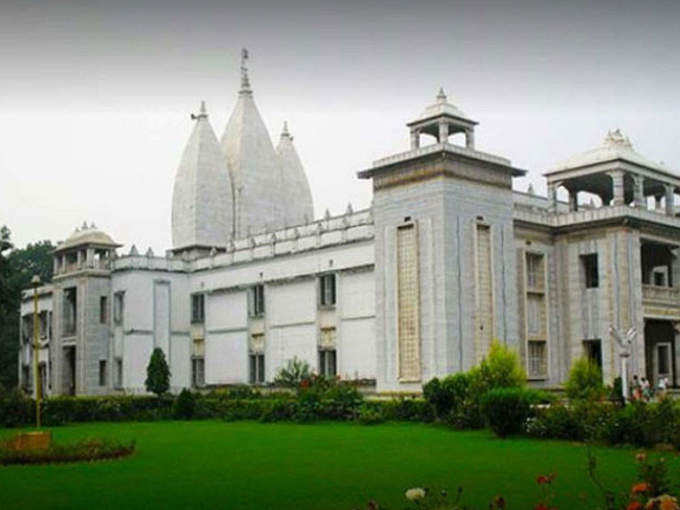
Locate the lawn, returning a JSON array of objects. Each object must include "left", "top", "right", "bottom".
[{"left": 0, "top": 421, "right": 674, "bottom": 509}]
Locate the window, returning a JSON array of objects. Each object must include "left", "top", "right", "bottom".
[
  {"left": 113, "top": 292, "right": 124, "bottom": 325},
  {"left": 319, "top": 349, "right": 337, "bottom": 377},
  {"left": 581, "top": 254, "right": 599, "bottom": 288},
  {"left": 583, "top": 339, "right": 602, "bottom": 369},
  {"left": 319, "top": 274, "right": 336, "bottom": 307},
  {"left": 249, "top": 354, "right": 265, "bottom": 384},
  {"left": 63, "top": 287, "right": 77, "bottom": 336},
  {"left": 115, "top": 358, "right": 123, "bottom": 388},
  {"left": 100, "top": 296, "right": 108, "bottom": 324},
  {"left": 191, "top": 357, "right": 205, "bottom": 387},
  {"left": 99, "top": 360, "right": 107, "bottom": 386},
  {"left": 653, "top": 269, "right": 667, "bottom": 287},
  {"left": 191, "top": 294, "right": 205, "bottom": 323},
  {"left": 21, "top": 365, "right": 30, "bottom": 391},
  {"left": 526, "top": 253, "right": 543, "bottom": 290},
  {"left": 527, "top": 341, "right": 547, "bottom": 378},
  {"left": 249, "top": 285, "right": 265, "bottom": 316}
]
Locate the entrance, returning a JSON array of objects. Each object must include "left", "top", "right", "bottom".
[{"left": 644, "top": 320, "right": 676, "bottom": 387}]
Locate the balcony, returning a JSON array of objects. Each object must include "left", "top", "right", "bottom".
[{"left": 642, "top": 284, "right": 679, "bottom": 305}]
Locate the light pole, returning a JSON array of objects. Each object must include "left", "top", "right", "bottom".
[
  {"left": 609, "top": 326, "right": 636, "bottom": 403},
  {"left": 31, "top": 274, "right": 42, "bottom": 428}
]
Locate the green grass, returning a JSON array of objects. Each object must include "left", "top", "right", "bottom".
[{"left": 0, "top": 421, "right": 674, "bottom": 509}]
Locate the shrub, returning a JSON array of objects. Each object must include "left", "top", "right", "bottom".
[
  {"left": 357, "top": 405, "right": 385, "bottom": 425},
  {"left": 423, "top": 372, "right": 472, "bottom": 419},
  {"left": 474, "top": 340, "right": 527, "bottom": 393},
  {"left": 145, "top": 348, "right": 170, "bottom": 396},
  {"left": 0, "top": 388, "right": 33, "bottom": 427},
  {"left": 565, "top": 357, "right": 604, "bottom": 401},
  {"left": 481, "top": 387, "right": 533, "bottom": 438},
  {"left": 173, "top": 389, "right": 196, "bottom": 420},
  {"left": 0, "top": 437, "right": 135, "bottom": 465},
  {"left": 273, "top": 357, "right": 311, "bottom": 389},
  {"left": 527, "top": 403, "right": 583, "bottom": 441}
]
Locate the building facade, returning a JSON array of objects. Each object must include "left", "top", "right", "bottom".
[{"left": 19, "top": 62, "right": 680, "bottom": 396}]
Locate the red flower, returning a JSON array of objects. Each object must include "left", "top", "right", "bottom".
[
  {"left": 627, "top": 502, "right": 644, "bottom": 510},
  {"left": 534, "top": 504, "right": 549, "bottom": 510},
  {"left": 631, "top": 483, "right": 651, "bottom": 495},
  {"left": 537, "top": 475, "right": 550, "bottom": 485},
  {"left": 300, "top": 379, "right": 310, "bottom": 389}
]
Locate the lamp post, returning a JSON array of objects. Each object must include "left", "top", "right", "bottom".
[
  {"left": 610, "top": 326, "right": 636, "bottom": 404},
  {"left": 31, "top": 274, "right": 42, "bottom": 428}
]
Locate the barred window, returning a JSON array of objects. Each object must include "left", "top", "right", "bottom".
[
  {"left": 191, "top": 294, "right": 205, "bottom": 323},
  {"left": 249, "top": 285, "right": 265, "bottom": 316},
  {"left": 191, "top": 357, "right": 205, "bottom": 387},
  {"left": 99, "top": 360, "right": 107, "bottom": 386},
  {"left": 528, "top": 340, "right": 547, "bottom": 378},
  {"left": 526, "top": 253, "right": 544, "bottom": 290},
  {"left": 319, "top": 274, "right": 336, "bottom": 307},
  {"left": 319, "top": 349, "right": 337, "bottom": 376},
  {"left": 249, "top": 354, "right": 265, "bottom": 384}
]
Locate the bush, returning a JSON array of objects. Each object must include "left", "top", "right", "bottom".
[
  {"left": 565, "top": 357, "right": 604, "bottom": 401},
  {"left": 481, "top": 387, "right": 534, "bottom": 438},
  {"left": 357, "top": 405, "right": 385, "bottom": 425},
  {"left": 145, "top": 348, "right": 171, "bottom": 396},
  {"left": 423, "top": 373, "right": 472, "bottom": 419},
  {"left": 0, "top": 437, "right": 135, "bottom": 465},
  {"left": 273, "top": 357, "right": 312, "bottom": 389},
  {"left": 0, "top": 388, "right": 33, "bottom": 427},
  {"left": 474, "top": 340, "right": 527, "bottom": 393},
  {"left": 173, "top": 389, "right": 196, "bottom": 420}
]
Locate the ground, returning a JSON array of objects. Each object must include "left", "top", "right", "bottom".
[{"left": 1, "top": 421, "right": 675, "bottom": 509}]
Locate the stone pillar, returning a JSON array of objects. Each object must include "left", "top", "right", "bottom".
[
  {"left": 609, "top": 170, "right": 625, "bottom": 206},
  {"left": 673, "top": 322, "right": 680, "bottom": 387},
  {"left": 547, "top": 182, "right": 560, "bottom": 213},
  {"left": 466, "top": 129, "right": 475, "bottom": 149},
  {"left": 53, "top": 257, "right": 59, "bottom": 275},
  {"left": 567, "top": 188, "right": 578, "bottom": 212},
  {"left": 438, "top": 121, "right": 448, "bottom": 144},
  {"left": 76, "top": 250, "right": 82, "bottom": 269},
  {"left": 410, "top": 129, "right": 420, "bottom": 150},
  {"left": 665, "top": 184, "right": 675, "bottom": 216},
  {"left": 654, "top": 195, "right": 663, "bottom": 211},
  {"left": 632, "top": 174, "right": 645, "bottom": 208}
]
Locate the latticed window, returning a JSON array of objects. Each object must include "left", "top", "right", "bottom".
[
  {"left": 526, "top": 253, "right": 544, "bottom": 290},
  {"left": 528, "top": 340, "right": 547, "bottom": 378},
  {"left": 397, "top": 223, "right": 420, "bottom": 381}
]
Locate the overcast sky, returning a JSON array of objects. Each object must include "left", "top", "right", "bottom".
[{"left": 2, "top": 0, "right": 679, "bottom": 253}]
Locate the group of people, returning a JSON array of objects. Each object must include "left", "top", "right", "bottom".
[{"left": 631, "top": 375, "right": 670, "bottom": 402}]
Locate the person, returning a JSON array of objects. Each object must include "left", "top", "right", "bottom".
[
  {"left": 657, "top": 376, "right": 668, "bottom": 400},
  {"left": 631, "top": 375, "right": 641, "bottom": 401},
  {"left": 641, "top": 377, "right": 652, "bottom": 402}
]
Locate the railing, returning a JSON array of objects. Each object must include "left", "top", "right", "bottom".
[{"left": 642, "top": 284, "right": 680, "bottom": 305}]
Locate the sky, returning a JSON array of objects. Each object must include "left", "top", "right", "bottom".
[{"left": 1, "top": 0, "right": 679, "bottom": 254}]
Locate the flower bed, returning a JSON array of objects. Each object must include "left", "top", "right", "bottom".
[{"left": 0, "top": 436, "right": 135, "bottom": 465}]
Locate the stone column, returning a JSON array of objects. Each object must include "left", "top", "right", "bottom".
[
  {"left": 655, "top": 194, "right": 663, "bottom": 211},
  {"left": 632, "top": 174, "right": 645, "bottom": 208},
  {"left": 673, "top": 322, "right": 680, "bottom": 387},
  {"left": 664, "top": 184, "right": 675, "bottom": 216},
  {"left": 53, "top": 256, "right": 59, "bottom": 275},
  {"left": 438, "top": 121, "right": 448, "bottom": 144},
  {"left": 567, "top": 188, "right": 578, "bottom": 212},
  {"left": 465, "top": 129, "right": 475, "bottom": 149},
  {"left": 609, "top": 170, "right": 625, "bottom": 206},
  {"left": 76, "top": 250, "right": 82, "bottom": 269},
  {"left": 410, "top": 129, "right": 420, "bottom": 150},
  {"left": 547, "top": 182, "right": 560, "bottom": 213}
]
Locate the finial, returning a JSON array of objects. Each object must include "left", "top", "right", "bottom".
[
  {"left": 325, "top": 209, "right": 331, "bottom": 220},
  {"left": 129, "top": 244, "right": 139, "bottom": 256},
  {"left": 527, "top": 183, "right": 535, "bottom": 195},
  {"left": 190, "top": 100, "right": 208, "bottom": 121},
  {"left": 281, "top": 121, "right": 291, "bottom": 140},
  {"left": 346, "top": 202, "right": 353, "bottom": 215},
  {"left": 82, "top": 221, "right": 88, "bottom": 230},
  {"left": 90, "top": 222, "right": 96, "bottom": 229},
  {"left": 240, "top": 48, "right": 251, "bottom": 93},
  {"left": 145, "top": 247, "right": 154, "bottom": 257},
  {"left": 437, "top": 87, "right": 447, "bottom": 103}
]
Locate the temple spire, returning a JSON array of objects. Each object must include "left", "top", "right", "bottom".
[
  {"left": 240, "top": 48, "right": 251, "bottom": 93},
  {"left": 436, "top": 87, "right": 447, "bottom": 103},
  {"left": 281, "top": 121, "right": 291, "bottom": 140}
]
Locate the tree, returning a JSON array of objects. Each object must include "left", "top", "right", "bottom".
[
  {"left": 0, "top": 228, "right": 55, "bottom": 389},
  {"left": 274, "top": 357, "right": 312, "bottom": 388},
  {"left": 145, "top": 348, "right": 170, "bottom": 396}
]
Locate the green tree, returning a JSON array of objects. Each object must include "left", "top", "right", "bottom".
[
  {"left": 565, "top": 357, "right": 604, "bottom": 401},
  {"left": 274, "top": 357, "right": 312, "bottom": 389},
  {"left": 145, "top": 348, "right": 170, "bottom": 396},
  {"left": 0, "top": 228, "right": 54, "bottom": 389}
]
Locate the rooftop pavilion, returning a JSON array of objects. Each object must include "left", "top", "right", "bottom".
[{"left": 544, "top": 129, "right": 680, "bottom": 215}]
